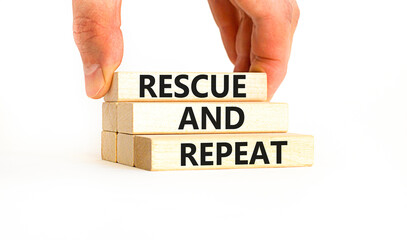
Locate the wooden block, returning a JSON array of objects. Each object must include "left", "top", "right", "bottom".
[
  {"left": 117, "top": 133, "right": 313, "bottom": 171},
  {"left": 102, "top": 102, "right": 117, "bottom": 132},
  {"left": 117, "top": 133, "right": 135, "bottom": 166},
  {"left": 101, "top": 131, "right": 117, "bottom": 163},
  {"left": 104, "top": 72, "right": 267, "bottom": 102},
  {"left": 115, "top": 102, "right": 288, "bottom": 134}
]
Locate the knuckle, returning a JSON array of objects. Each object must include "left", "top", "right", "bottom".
[
  {"left": 256, "top": 0, "right": 299, "bottom": 25},
  {"left": 283, "top": 0, "right": 300, "bottom": 25},
  {"left": 72, "top": 16, "right": 106, "bottom": 48},
  {"left": 292, "top": 2, "right": 300, "bottom": 22}
]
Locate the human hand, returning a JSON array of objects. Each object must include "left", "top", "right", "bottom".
[
  {"left": 208, "top": 0, "right": 300, "bottom": 100},
  {"left": 73, "top": 0, "right": 298, "bottom": 99},
  {"left": 73, "top": 0, "right": 123, "bottom": 99}
]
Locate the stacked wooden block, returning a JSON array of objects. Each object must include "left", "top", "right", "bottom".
[{"left": 101, "top": 72, "right": 313, "bottom": 171}]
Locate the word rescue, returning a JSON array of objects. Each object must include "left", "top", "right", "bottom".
[
  {"left": 139, "top": 74, "right": 247, "bottom": 98},
  {"left": 104, "top": 72, "right": 268, "bottom": 102}
]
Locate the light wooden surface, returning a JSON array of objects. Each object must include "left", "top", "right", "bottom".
[
  {"left": 101, "top": 131, "right": 117, "bottom": 163},
  {"left": 102, "top": 102, "right": 117, "bottom": 132},
  {"left": 116, "top": 133, "right": 313, "bottom": 171},
  {"left": 117, "top": 133, "right": 135, "bottom": 166},
  {"left": 115, "top": 102, "right": 288, "bottom": 134},
  {"left": 104, "top": 72, "right": 267, "bottom": 102}
]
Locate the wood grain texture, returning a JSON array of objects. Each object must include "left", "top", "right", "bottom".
[
  {"left": 116, "top": 133, "right": 313, "bottom": 171},
  {"left": 102, "top": 102, "right": 117, "bottom": 132},
  {"left": 104, "top": 72, "right": 267, "bottom": 102},
  {"left": 117, "top": 133, "right": 135, "bottom": 166},
  {"left": 101, "top": 131, "right": 117, "bottom": 163},
  {"left": 116, "top": 102, "right": 288, "bottom": 134}
]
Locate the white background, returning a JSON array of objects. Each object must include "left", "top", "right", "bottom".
[{"left": 1, "top": 0, "right": 406, "bottom": 239}]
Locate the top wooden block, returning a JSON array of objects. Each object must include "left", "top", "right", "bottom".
[{"left": 104, "top": 72, "right": 267, "bottom": 102}]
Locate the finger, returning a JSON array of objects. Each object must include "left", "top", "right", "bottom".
[
  {"left": 73, "top": 0, "right": 123, "bottom": 99},
  {"left": 208, "top": 0, "right": 239, "bottom": 64},
  {"left": 290, "top": 0, "right": 300, "bottom": 33},
  {"left": 250, "top": 17, "right": 292, "bottom": 100},
  {"left": 234, "top": 12, "right": 253, "bottom": 72},
  {"left": 234, "top": 0, "right": 299, "bottom": 100}
]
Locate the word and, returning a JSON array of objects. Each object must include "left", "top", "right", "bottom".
[{"left": 178, "top": 106, "right": 245, "bottom": 130}]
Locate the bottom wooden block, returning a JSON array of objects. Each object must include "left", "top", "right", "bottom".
[
  {"left": 117, "top": 133, "right": 135, "bottom": 166},
  {"left": 117, "top": 133, "right": 314, "bottom": 171},
  {"left": 101, "top": 131, "right": 117, "bottom": 163}
]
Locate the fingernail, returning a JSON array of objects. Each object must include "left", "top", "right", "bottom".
[
  {"left": 249, "top": 65, "right": 264, "bottom": 73},
  {"left": 84, "top": 64, "right": 105, "bottom": 98}
]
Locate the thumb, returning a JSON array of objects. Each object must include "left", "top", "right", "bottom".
[{"left": 73, "top": 0, "right": 123, "bottom": 99}]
